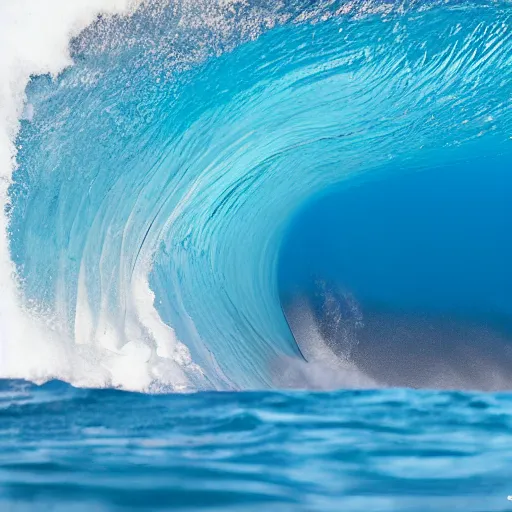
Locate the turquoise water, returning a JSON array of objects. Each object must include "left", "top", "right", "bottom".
[
  {"left": 1, "top": 380, "right": 512, "bottom": 511},
  {"left": 2, "top": 0, "right": 512, "bottom": 508}
]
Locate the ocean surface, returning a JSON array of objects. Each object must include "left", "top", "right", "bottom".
[
  {"left": 1, "top": 0, "right": 511, "bottom": 509},
  {"left": 1, "top": 379, "right": 512, "bottom": 511}
]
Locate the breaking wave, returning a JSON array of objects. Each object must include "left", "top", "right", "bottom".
[{"left": 1, "top": 0, "right": 511, "bottom": 391}]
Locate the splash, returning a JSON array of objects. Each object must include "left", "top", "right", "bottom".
[{"left": 0, "top": 0, "right": 142, "bottom": 387}]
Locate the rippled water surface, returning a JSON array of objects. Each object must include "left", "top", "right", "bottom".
[{"left": 1, "top": 380, "right": 511, "bottom": 511}]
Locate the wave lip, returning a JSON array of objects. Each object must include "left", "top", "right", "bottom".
[{"left": 4, "top": 0, "right": 512, "bottom": 390}]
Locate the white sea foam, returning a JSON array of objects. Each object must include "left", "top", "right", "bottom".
[{"left": 0, "top": 0, "right": 154, "bottom": 389}]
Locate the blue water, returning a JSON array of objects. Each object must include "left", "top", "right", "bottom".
[
  {"left": 1, "top": 380, "right": 512, "bottom": 511},
  {"left": 279, "top": 157, "right": 512, "bottom": 389},
  {"left": 3, "top": 0, "right": 512, "bottom": 508}
]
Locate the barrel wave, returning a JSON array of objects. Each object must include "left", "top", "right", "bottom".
[{"left": 4, "top": 0, "right": 512, "bottom": 391}]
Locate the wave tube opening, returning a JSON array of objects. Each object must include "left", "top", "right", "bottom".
[
  {"left": 4, "top": 0, "right": 512, "bottom": 391},
  {"left": 279, "top": 161, "right": 512, "bottom": 391}
]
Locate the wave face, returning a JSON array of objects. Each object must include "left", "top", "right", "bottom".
[{"left": 3, "top": 0, "right": 512, "bottom": 391}]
